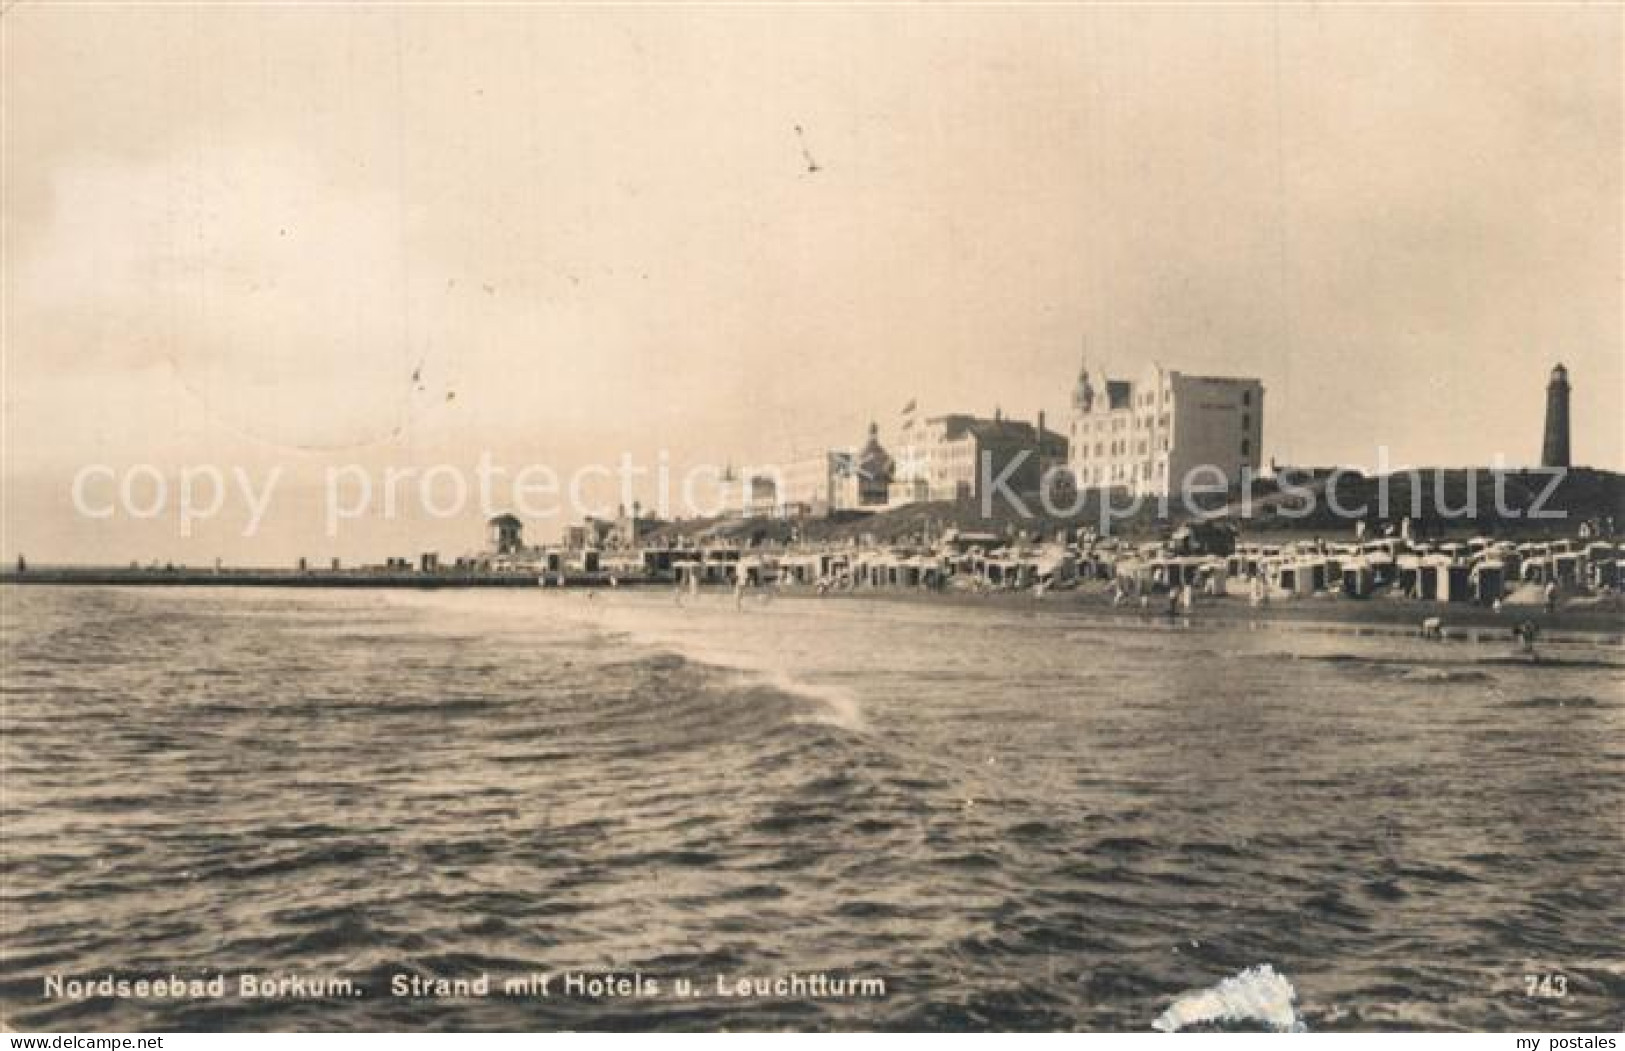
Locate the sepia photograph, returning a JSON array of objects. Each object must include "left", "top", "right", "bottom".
[{"left": 1, "top": 0, "right": 1621, "bottom": 1040}]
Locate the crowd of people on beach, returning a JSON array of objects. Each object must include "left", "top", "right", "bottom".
[{"left": 640, "top": 518, "right": 1622, "bottom": 660}]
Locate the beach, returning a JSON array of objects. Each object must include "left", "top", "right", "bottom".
[{"left": 764, "top": 581, "right": 1625, "bottom": 641}]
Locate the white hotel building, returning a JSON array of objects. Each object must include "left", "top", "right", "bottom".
[{"left": 1068, "top": 362, "right": 1264, "bottom": 497}]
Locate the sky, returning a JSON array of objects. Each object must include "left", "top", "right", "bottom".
[{"left": 3, "top": 3, "right": 1620, "bottom": 564}]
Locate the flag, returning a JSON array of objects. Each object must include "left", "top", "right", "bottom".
[{"left": 900, "top": 398, "right": 916, "bottom": 415}]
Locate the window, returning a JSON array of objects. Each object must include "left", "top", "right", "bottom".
[
  {"left": 1241, "top": 439, "right": 1251, "bottom": 456},
  {"left": 1242, "top": 414, "right": 1250, "bottom": 431},
  {"left": 1242, "top": 391, "right": 1252, "bottom": 407}
]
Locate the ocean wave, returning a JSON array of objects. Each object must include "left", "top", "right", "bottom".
[
  {"left": 1396, "top": 668, "right": 1494, "bottom": 685},
  {"left": 558, "top": 604, "right": 869, "bottom": 734},
  {"left": 1502, "top": 695, "right": 1602, "bottom": 709},
  {"left": 1152, "top": 964, "right": 1305, "bottom": 1032},
  {"left": 6, "top": 586, "right": 1623, "bottom": 1031}
]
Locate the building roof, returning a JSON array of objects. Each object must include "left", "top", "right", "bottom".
[
  {"left": 931, "top": 415, "right": 1068, "bottom": 455},
  {"left": 488, "top": 513, "right": 523, "bottom": 528},
  {"left": 928, "top": 414, "right": 979, "bottom": 441},
  {"left": 964, "top": 419, "right": 1034, "bottom": 442}
]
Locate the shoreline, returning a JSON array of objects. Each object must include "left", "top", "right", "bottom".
[
  {"left": 787, "top": 584, "right": 1625, "bottom": 643},
  {"left": 5, "top": 570, "right": 1620, "bottom": 642},
  {"left": 0, "top": 568, "right": 648, "bottom": 589}
]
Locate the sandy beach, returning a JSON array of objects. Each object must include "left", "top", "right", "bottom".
[{"left": 755, "top": 580, "right": 1625, "bottom": 642}]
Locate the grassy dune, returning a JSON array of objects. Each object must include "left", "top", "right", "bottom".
[{"left": 643, "top": 468, "right": 1624, "bottom": 546}]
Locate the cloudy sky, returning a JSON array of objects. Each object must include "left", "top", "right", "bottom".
[{"left": 3, "top": 3, "right": 1619, "bottom": 563}]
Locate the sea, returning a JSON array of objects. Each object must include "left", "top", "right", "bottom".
[{"left": 1, "top": 585, "right": 1621, "bottom": 1031}]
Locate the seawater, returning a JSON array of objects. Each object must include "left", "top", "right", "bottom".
[{"left": 1, "top": 586, "right": 1621, "bottom": 1031}]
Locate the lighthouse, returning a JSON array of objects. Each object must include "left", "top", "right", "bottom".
[{"left": 1540, "top": 364, "right": 1571, "bottom": 468}]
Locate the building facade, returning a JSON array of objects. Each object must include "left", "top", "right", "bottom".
[
  {"left": 1067, "top": 362, "right": 1264, "bottom": 496},
  {"left": 832, "top": 422, "right": 895, "bottom": 511},
  {"left": 895, "top": 411, "right": 1068, "bottom": 504},
  {"left": 487, "top": 513, "right": 524, "bottom": 554},
  {"left": 775, "top": 452, "right": 842, "bottom": 517},
  {"left": 730, "top": 475, "right": 780, "bottom": 519},
  {"left": 749, "top": 423, "right": 896, "bottom": 518}
]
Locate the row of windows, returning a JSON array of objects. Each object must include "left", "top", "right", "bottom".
[
  {"left": 1076, "top": 401, "right": 1258, "bottom": 437},
  {"left": 1076, "top": 434, "right": 1172, "bottom": 460},
  {"left": 1071, "top": 412, "right": 1174, "bottom": 438},
  {"left": 1076, "top": 460, "right": 1267, "bottom": 487},
  {"left": 1079, "top": 385, "right": 1254, "bottom": 418},
  {"left": 1074, "top": 459, "right": 1172, "bottom": 485},
  {"left": 1075, "top": 437, "right": 1251, "bottom": 468},
  {"left": 1071, "top": 399, "right": 1259, "bottom": 460}
]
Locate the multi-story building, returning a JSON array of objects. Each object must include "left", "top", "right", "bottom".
[
  {"left": 565, "top": 504, "right": 655, "bottom": 547},
  {"left": 895, "top": 410, "right": 1068, "bottom": 504},
  {"left": 776, "top": 452, "right": 842, "bottom": 517},
  {"left": 832, "top": 423, "right": 895, "bottom": 511},
  {"left": 1067, "top": 362, "right": 1263, "bottom": 496},
  {"left": 753, "top": 423, "right": 895, "bottom": 518},
  {"left": 723, "top": 475, "right": 781, "bottom": 519}
]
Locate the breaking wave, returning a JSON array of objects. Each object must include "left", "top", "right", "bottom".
[
  {"left": 562, "top": 599, "right": 868, "bottom": 734},
  {"left": 1152, "top": 964, "right": 1306, "bottom": 1033}
]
